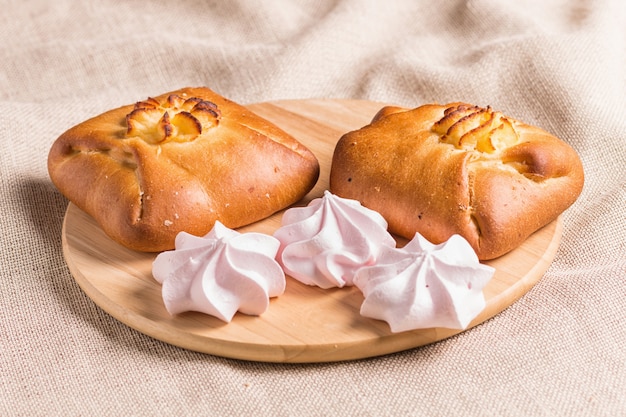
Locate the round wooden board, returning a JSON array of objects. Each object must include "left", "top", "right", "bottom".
[{"left": 61, "top": 98, "right": 563, "bottom": 363}]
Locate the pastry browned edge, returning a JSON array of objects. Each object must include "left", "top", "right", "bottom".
[
  {"left": 48, "top": 87, "right": 320, "bottom": 252},
  {"left": 330, "top": 102, "right": 584, "bottom": 260}
]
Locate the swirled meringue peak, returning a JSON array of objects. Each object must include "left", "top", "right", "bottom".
[
  {"left": 273, "top": 190, "right": 396, "bottom": 289},
  {"left": 353, "top": 233, "right": 495, "bottom": 332},
  {"left": 152, "top": 221, "right": 285, "bottom": 322}
]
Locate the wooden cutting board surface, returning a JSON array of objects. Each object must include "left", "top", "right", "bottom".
[{"left": 61, "top": 99, "right": 563, "bottom": 363}]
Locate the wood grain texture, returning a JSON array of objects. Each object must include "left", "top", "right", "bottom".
[{"left": 61, "top": 99, "right": 563, "bottom": 363}]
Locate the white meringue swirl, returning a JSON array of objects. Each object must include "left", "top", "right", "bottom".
[
  {"left": 353, "top": 233, "right": 495, "bottom": 332},
  {"left": 152, "top": 221, "right": 285, "bottom": 322},
  {"left": 273, "top": 190, "right": 396, "bottom": 289}
]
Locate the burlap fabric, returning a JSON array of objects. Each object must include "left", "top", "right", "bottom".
[{"left": 1, "top": 1, "right": 624, "bottom": 415}]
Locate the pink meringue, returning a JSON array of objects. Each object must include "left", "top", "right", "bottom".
[
  {"left": 273, "top": 191, "right": 396, "bottom": 289},
  {"left": 353, "top": 233, "right": 495, "bottom": 332},
  {"left": 152, "top": 221, "right": 285, "bottom": 322}
]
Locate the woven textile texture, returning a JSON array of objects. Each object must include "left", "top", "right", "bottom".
[{"left": 1, "top": 0, "right": 625, "bottom": 415}]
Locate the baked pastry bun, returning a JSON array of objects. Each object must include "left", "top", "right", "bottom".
[
  {"left": 330, "top": 102, "right": 584, "bottom": 260},
  {"left": 48, "top": 87, "right": 320, "bottom": 252}
]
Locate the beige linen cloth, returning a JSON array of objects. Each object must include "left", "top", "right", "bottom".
[{"left": 1, "top": 0, "right": 625, "bottom": 415}]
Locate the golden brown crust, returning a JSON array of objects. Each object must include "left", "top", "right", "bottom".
[
  {"left": 48, "top": 87, "right": 320, "bottom": 252},
  {"left": 330, "top": 102, "right": 584, "bottom": 260}
]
